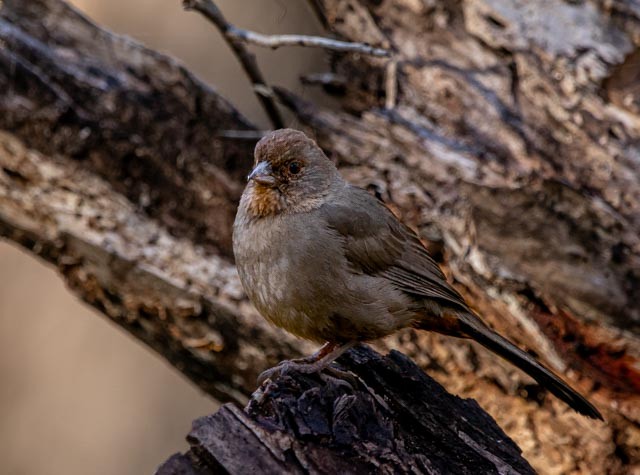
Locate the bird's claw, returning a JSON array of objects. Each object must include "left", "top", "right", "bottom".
[
  {"left": 257, "top": 359, "right": 358, "bottom": 389},
  {"left": 257, "top": 359, "right": 310, "bottom": 385}
]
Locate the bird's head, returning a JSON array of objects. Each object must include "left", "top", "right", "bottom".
[{"left": 242, "top": 129, "right": 341, "bottom": 218}]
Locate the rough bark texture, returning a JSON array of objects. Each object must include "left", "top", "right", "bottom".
[
  {"left": 157, "top": 345, "right": 535, "bottom": 475},
  {"left": 1, "top": 0, "right": 639, "bottom": 473},
  {"left": 0, "top": 0, "right": 253, "bottom": 256}
]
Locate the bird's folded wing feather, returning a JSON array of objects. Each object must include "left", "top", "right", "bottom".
[{"left": 319, "top": 187, "right": 469, "bottom": 310}]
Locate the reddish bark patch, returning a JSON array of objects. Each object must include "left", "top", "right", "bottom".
[{"left": 531, "top": 306, "right": 640, "bottom": 397}]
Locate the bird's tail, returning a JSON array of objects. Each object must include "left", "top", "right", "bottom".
[{"left": 457, "top": 312, "right": 603, "bottom": 420}]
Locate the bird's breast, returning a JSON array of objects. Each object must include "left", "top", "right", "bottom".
[
  {"left": 233, "top": 211, "right": 338, "bottom": 340},
  {"left": 233, "top": 208, "right": 417, "bottom": 343}
]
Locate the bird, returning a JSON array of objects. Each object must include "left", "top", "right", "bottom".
[{"left": 232, "top": 128, "right": 603, "bottom": 420}]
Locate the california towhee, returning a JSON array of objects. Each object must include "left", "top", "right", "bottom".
[{"left": 233, "top": 129, "right": 602, "bottom": 420}]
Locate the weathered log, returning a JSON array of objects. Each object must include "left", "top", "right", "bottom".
[
  {"left": 156, "top": 345, "right": 536, "bottom": 475},
  {"left": 0, "top": 0, "right": 638, "bottom": 472}
]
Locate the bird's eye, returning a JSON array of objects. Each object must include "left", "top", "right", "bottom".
[{"left": 288, "top": 161, "right": 302, "bottom": 174}]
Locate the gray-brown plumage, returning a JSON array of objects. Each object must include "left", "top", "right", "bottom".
[{"left": 232, "top": 128, "right": 603, "bottom": 420}]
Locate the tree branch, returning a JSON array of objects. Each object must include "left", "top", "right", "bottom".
[
  {"left": 226, "top": 27, "right": 390, "bottom": 57},
  {"left": 0, "top": 0, "right": 257, "bottom": 256},
  {"left": 182, "top": 0, "right": 285, "bottom": 129}
]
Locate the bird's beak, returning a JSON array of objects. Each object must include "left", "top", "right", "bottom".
[{"left": 247, "top": 161, "right": 276, "bottom": 187}]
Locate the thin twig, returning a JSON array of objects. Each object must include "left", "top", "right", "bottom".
[
  {"left": 226, "top": 27, "right": 390, "bottom": 57},
  {"left": 183, "top": 0, "right": 285, "bottom": 129}
]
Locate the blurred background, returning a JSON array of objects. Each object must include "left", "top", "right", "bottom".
[{"left": 0, "top": 1, "right": 326, "bottom": 473}]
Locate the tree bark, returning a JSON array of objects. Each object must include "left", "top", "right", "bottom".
[
  {"left": 156, "top": 345, "right": 535, "bottom": 475},
  {"left": 1, "top": 0, "right": 639, "bottom": 473}
]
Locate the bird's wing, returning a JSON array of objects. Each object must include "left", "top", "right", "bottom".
[{"left": 319, "top": 186, "right": 469, "bottom": 310}]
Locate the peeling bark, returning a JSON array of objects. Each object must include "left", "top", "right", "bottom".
[{"left": 1, "top": 0, "right": 639, "bottom": 473}]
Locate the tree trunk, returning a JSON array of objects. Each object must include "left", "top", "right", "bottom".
[{"left": 1, "top": 0, "right": 638, "bottom": 473}]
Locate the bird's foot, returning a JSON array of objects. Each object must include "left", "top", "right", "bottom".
[
  {"left": 257, "top": 359, "right": 322, "bottom": 385},
  {"left": 257, "top": 359, "right": 357, "bottom": 389},
  {"left": 257, "top": 341, "right": 357, "bottom": 386}
]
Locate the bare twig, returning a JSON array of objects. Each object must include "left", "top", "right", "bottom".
[
  {"left": 183, "top": 0, "right": 285, "bottom": 129},
  {"left": 226, "top": 27, "right": 390, "bottom": 57},
  {"left": 182, "top": 0, "right": 391, "bottom": 128}
]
